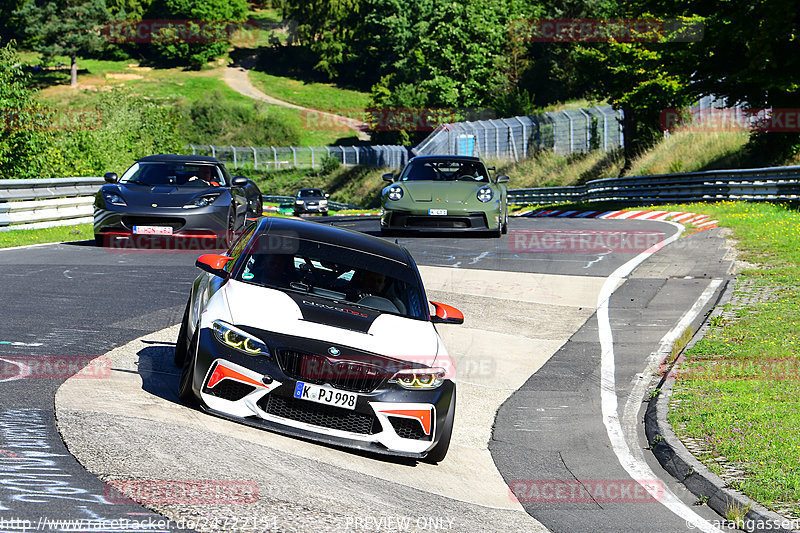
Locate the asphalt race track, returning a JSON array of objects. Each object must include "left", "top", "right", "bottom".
[{"left": 0, "top": 216, "right": 734, "bottom": 532}]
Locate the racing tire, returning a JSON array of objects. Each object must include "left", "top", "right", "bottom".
[
  {"left": 178, "top": 331, "right": 199, "bottom": 406},
  {"left": 223, "top": 209, "right": 236, "bottom": 249},
  {"left": 424, "top": 391, "right": 456, "bottom": 463},
  {"left": 94, "top": 234, "right": 105, "bottom": 247},
  {"left": 173, "top": 301, "right": 190, "bottom": 367},
  {"left": 501, "top": 211, "right": 508, "bottom": 235}
]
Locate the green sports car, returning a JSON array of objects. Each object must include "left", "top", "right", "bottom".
[{"left": 380, "top": 155, "right": 509, "bottom": 237}]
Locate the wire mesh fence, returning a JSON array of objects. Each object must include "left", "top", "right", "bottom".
[
  {"left": 185, "top": 144, "right": 410, "bottom": 171},
  {"left": 413, "top": 105, "right": 623, "bottom": 160},
  {"left": 186, "top": 105, "right": 624, "bottom": 171}
]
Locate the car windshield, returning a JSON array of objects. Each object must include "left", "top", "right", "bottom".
[
  {"left": 120, "top": 162, "right": 226, "bottom": 187},
  {"left": 299, "top": 189, "right": 324, "bottom": 198},
  {"left": 236, "top": 234, "right": 426, "bottom": 320},
  {"left": 399, "top": 160, "right": 488, "bottom": 182}
]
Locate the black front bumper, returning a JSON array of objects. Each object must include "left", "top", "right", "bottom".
[{"left": 190, "top": 328, "right": 455, "bottom": 459}]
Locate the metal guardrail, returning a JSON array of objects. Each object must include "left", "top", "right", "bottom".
[
  {"left": 0, "top": 177, "right": 104, "bottom": 231},
  {"left": 507, "top": 165, "right": 800, "bottom": 206},
  {"left": 5, "top": 165, "right": 800, "bottom": 231}
]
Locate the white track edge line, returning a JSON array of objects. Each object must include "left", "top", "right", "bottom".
[{"left": 597, "top": 221, "right": 724, "bottom": 533}]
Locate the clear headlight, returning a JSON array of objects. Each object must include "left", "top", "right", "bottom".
[
  {"left": 319, "top": 199, "right": 328, "bottom": 206},
  {"left": 477, "top": 187, "right": 493, "bottom": 202},
  {"left": 389, "top": 368, "right": 446, "bottom": 389},
  {"left": 183, "top": 193, "right": 220, "bottom": 209},
  {"left": 212, "top": 321, "right": 270, "bottom": 356},
  {"left": 103, "top": 192, "right": 127, "bottom": 206},
  {"left": 388, "top": 186, "right": 404, "bottom": 201},
  {"left": 295, "top": 200, "right": 304, "bottom": 204}
]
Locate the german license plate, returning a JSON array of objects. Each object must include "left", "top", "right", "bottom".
[
  {"left": 133, "top": 226, "right": 173, "bottom": 235},
  {"left": 293, "top": 381, "right": 357, "bottom": 410},
  {"left": 428, "top": 209, "right": 447, "bottom": 216}
]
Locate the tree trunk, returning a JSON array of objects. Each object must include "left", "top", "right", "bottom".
[
  {"left": 619, "top": 105, "right": 635, "bottom": 177},
  {"left": 70, "top": 55, "right": 77, "bottom": 88}
]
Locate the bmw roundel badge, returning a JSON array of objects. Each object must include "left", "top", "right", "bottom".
[{"left": 328, "top": 346, "right": 340, "bottom": 356}]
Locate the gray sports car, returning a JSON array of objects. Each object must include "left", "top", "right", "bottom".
[{"left": 94, "top": 155, "right": 262, "bottom": 248}]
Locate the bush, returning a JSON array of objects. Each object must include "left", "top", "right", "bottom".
[
  {"left": 180, "top": 93, "right": 301, "bottom": 146},
  {"left": 144, "top": 0, "right": 249, "bottom": 68},
  {"left": 321, "top": 154, "right": 340, "bottom": 173},
  {"left": 52, "top": 89, "right": 183, "bottom": 175},
  {"left": 0, "top": 41, "right": 59, "bottom": 179}
]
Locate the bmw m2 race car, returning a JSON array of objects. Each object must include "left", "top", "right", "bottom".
[
  {"left": 380, "top": 155, "right": 509, "bottom": 237},
  {"left": 94, "top": 154, "right": 263, "bottom": 247},
  {"left": 174, "top": 216, "right": 463, "bottom": 462}
]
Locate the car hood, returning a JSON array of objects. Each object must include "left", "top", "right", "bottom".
[
  {"left": 222, "top": 280, "right": 439, "bottom": 360},
  {"left": 399, "top": 181, "right": 490, "bottom": 203},
  {"left": 113, "top": 183, "right": 222, "bottom": 208}
]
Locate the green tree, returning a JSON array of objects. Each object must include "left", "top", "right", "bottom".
[
  {"left": 577, "top": 22, "right": 700, "bottom": 171},
  {"left": 365, "top": 0, "right": 535, "bottom": 142},
  {"left": 676, "top": 0, "right": 800, "bottom": 161},
  {"left": 0, "top": 0, "right": 26, "bottom": 43},
  {"left": 144, "top": 0, "right": 248, "bottom": 68},
  {"left": 16, "top": 0, "right": 110, "bottom": 87},
  {"left": 0, "top": 41, "right": 60, "bottom": 179},
  {"left": 285, "top": 0, "right": 362, "bottom": 77}
]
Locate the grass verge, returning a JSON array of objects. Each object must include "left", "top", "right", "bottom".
[
  {"left": 0, "top": 224, "right": 93, "bottom": 249},
  {"left": 645, "top": 201, "right": 800, "bottom": 518},
  {"left": 514, "top": 200, "right": 800, "bottom": 517}
]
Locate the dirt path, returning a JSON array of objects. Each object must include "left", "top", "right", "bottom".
[{"left": 223, "top": 59, "right": 370, "bottom": 141}]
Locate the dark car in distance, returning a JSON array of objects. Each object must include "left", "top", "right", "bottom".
[
  {"left": 293, "top": 188, "right": 329, "bottom": 216},
  {"left": 94, "top": 155, "right": 263, "bottom": 247}
]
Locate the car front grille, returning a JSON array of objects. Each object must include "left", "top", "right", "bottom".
[
  {"left": 388, "top": 416, "right": 432, "bottom": 441},
  {"left": 407, "top": 217, "right": 470, "bottom": 228},
  {"left": 392, "top": 212, "right": 488, "bottom": 229},
  {"left": 121, "top": 216, "right": 185, "bottom": 232},
  {"left": 204, "top": 379, "right": 255, "bottom": 402},
  {"left": 259, "top": 394, "right": 381, "bottom": 435},
  {"left": 276, "top": 350, "right": 392, "bottom": 393}
]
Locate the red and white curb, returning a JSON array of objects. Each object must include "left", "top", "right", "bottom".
[{"left": 514, "top": 209, "right": 718, "bottom": 229}]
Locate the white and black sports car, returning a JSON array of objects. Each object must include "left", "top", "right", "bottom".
[
  {"left": 94, "top": 155, "right": 263, "bottom": 247},
  {"left": 174, "top": 217, "right": 462, "bottom": 462}
]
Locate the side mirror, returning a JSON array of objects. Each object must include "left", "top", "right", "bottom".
[
  {"left": 104, "top": 172, "right": 118, "bottom": 184},
  {"left": 195, "top": 254, "right": 233, "bottom": 278},
  {"left": 382, "top": 173, "right": 394, "bottom": 182},
  {"left": 487, "top": 166, "right": 496, "bottom": 171},
  {"left": 496, "top": 175, "right": 509, "bottom": 183},
  {"left": 325, "top": 193, "right": 330, "bottom": 198},
  {"left": 429, "top": 301, "right": 464, "bottom": 325},
  {"left": 232, "top": 176, "right": 248, "bottom": 186}
]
